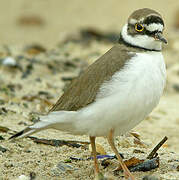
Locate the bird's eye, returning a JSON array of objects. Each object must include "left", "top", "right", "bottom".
[{"left": 135, "top": 24, "right": 144, "bottom": 32}]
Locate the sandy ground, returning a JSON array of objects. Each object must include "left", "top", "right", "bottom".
[{"left": 0, "top": 1, "right": 179, "bottom": 180}]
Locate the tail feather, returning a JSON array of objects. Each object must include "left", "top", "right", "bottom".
[
  {"left": 9, "top": 111, "right": 77, "bottom": 140},
  {"left": 9, "top": 119, "right": 51, "bottom": 140},
  {"left": 9, "top": 127, "right": 40, "bottom": 140}
]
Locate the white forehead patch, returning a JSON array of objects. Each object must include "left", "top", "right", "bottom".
[
  {"left": 145, "top": 23, "right": 163, "bottom": 32},
  {"left": 129, "top": 18, "right": 137, "bottom": 24},
  {"left": 129, "top": 18, "right": 144, "bottom": 25},
  {"left": 139, "top": 17, "right": 144, "bottom": 22}
]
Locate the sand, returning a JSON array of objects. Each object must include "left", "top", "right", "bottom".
[{"left": 0, "top": 1, "right": 179, "bottom": 179}]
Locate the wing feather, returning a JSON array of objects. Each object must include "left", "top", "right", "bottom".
[{"left": 49, "top": 44, "right": 133, "bottom": 112}]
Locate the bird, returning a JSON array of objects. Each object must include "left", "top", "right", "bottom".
[{"left": 9, "top": 8, "right": 167, "bottom": 180}]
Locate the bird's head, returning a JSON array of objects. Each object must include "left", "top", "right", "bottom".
[{"left": 121, "top": 8, "right": 167, "bottom": 51}]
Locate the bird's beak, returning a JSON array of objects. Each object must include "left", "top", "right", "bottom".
[{"left": 154, "top": 32, "right": 168, "bottom": 44}]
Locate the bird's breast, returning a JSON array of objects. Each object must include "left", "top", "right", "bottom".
[
  {"left": 97, "top": 51, "right": 166, "bottom": 102},
  {"left": 76, "top": 51, "right": 166, "bottom": 136}
]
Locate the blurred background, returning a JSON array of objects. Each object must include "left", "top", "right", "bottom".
[
  {"left": 1, "top": 1, "right": 179, "bottom": 179},
  {"left": 0, "top": 0, "right": 177, "bottom": 47}
]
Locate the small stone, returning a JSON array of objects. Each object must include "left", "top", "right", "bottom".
[
  {"left": 2, "top": 57, "right": 17, "bottom": 66},
  {"left": 176, "top": 165, "right": 179, "bottom": 171},
  {"left": 15, "top": 175, "right": 30, "bottom": 180},
  {"left": 17, "top": 15, "right": 45, "bottom": 27},
  {"left": 0, "top": 145, "right": 7, "bottom": 153},
  {"left": 0, "top": 135, "right": 5, "bottom": 140},
  {"left": 51, "top": 162, "right": 77, "bottom": 176},
  {"left": 0, "top": 108, "right": 8, "bottom": 115},
  {"left": 57, "top": 162, "right": 73, "bottom": 171},
  {"left": 24, "top": 44, "right": 46, "bottom": 55},
  {"left": 133, "top": 149, "right": 145, "bottom": 153},
  {"left": 0, "top": 126, "right": 10, "bottom": 132}
]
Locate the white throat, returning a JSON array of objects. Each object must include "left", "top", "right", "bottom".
[{"left": 121, "top": 24, "right": 162, "bottom": 51}]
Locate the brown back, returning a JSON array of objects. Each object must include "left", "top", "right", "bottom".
[{"left": 49, "top": 42, "right": 145, "bottom": 112}]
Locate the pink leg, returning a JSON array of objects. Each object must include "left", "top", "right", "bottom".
[
  {"left": 89, "top": 136, "right": 100, "bottom": 175},
  {"left": 107, "top": 129, "right": 135, "bottom": 180}
]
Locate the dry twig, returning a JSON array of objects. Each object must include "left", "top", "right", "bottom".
[{"left": 147, "top": 136, "right": 168, "bottom": 159}]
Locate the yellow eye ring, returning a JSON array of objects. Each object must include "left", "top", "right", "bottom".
[{"left": 135, "top": 23, "right": 144, "bottom": 32}]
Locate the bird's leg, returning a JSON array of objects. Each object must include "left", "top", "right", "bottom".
[
  {"left": 107, "top": 129, "right": 135, "bottom": 180},
  {"left": 89, "top": 136, "right": 100, "bottom": 178}
]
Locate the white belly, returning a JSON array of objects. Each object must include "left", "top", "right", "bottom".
[{"left": 75, "top": 51, "right": 166, "bottom": 136}]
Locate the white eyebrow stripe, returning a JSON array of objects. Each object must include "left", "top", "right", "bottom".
[
  {"left": 139, "top": 17, "right": 144, "bottom": 22},
  {"left": 145, "top": 23, "right": 163, "bottom": 32},
  {"left": 146, "top": 14, "right": 161, "bottom": 18},
  {"left": 129, "top": 18, "right": 137, "bottom": 24}
]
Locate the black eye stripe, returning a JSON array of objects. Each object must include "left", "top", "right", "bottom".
[
  {"left": 128, "top": 24, "right": 161, "bottom": 37},
  {"left": 145, "top": 30, "right": 157, "bottom": 36},
  {"left": 143, "top": 16, "right": 164, "bottom": 26}
]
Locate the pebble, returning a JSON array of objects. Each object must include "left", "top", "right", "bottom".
[
  {"left": 2, "top": 57, "right": 17, "bottom": 66},
  {"left": 51, "top": 162, "right": 77, "bottom": 176},
  {"left": 17, "top": 15, "right": 45, "bottom": 27},
  {"left": 15, "top": 175, "right": 30, "bottom": 180},
  {"left": 0, "top": 136, "right": 5, "bottom": 140},
  {"left": 0, "top": 108, "right": 9, "bottom": 115},
  {"left": 24, "top": 44, "right": 46, "bottom": 55},
  {"left": 0, "top": 145, "right": 7, "bottom": 153},
  {"left": 176, "top": 165, "right": 179, "bottom": 171},
  {"left": 133, "top": 149, "right": 145, "bottom": 154}
]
